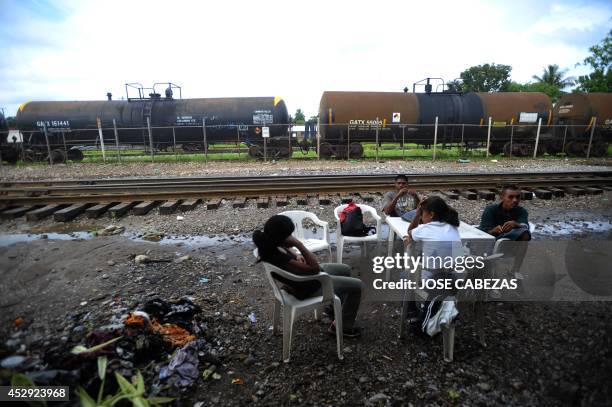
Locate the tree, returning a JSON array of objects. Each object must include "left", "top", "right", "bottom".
[
  {"left": 507, "top": 81, "right": 564, "bottom": 102},
  {"left": 6, "top": 116, "right": 16, "bottom": 128},
  {"left": 293, "top": 109, "right": 305, "bottom": 124},
  {"left": 453, "top": 63, "right": 513, "bottom": 92},
  {"left": 576, "top": 29, "right": 612, "bottom": 92},
  {"left": 532, "top": 64, "right": 574, "bottom": 88}
]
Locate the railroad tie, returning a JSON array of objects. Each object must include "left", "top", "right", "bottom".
[
  {"left": 440, "top": 191, "right": 459, "bottom": 200},
  {"left": 180, "top": 199, "right": 201, "bottom": 211},
  {"left": 86, "top": 202, "right": 118, "bottom": 218},
  {"left": 546, "top": 187, "right": 565, "bottom": 197},
  {"left": 531, "top": 189, "right": 552, "bottom": 200},
  {"left": 26, "top": 204, "right": 67, "bottom": 221},
  {"left": 133, "top": 201, "right": 158, "bottom": 216},
  {"left": 476, "top": 190, "right": 495, "bottom": 200},
  {"left": 275, "top": 196, "right": 288, "bottom": 207},
  {"left": 562, "top": 186, "right": 585, "bottom": 196},
  {"left": 583, "top": 187, "right": 603, "bottom": 195},
  {"left": 54, "top": 203, "right": 91, "bottom": 222},
  {"left": 206, "top": 198, "right": 222, "bottom": 210},
  {"left": 109, "top": 202, "right": 137, "bottom": 218},
  {"left": 520, "top": 190, "right": 533, "bottom": 200},
  {"left": 341, "top": 196, "right": 353, "bottom": 204},
  {"left": 0, "top": 206, "right": 41, "bottom": 220},
  {"left": 233, "top": 197, "right": 246, "bottom": 209},
  {"left": 159, "top": 200, "right": 182, "bottom": 214},
  {"left": 257, "top": 197, "right": 269, "bottom": 208},
  {"left": 296, "top": 196, "right": 308, "bottom": 205},
  {"left": 318, "top": 195, "right": 331, "bottom": 205},
  {"left": 460, "top": 190, "right": 477, "bottom": 200}
]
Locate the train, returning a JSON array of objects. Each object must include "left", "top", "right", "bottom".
[{"left": 1, "top": 82, "right": 610, "bottom": 163}]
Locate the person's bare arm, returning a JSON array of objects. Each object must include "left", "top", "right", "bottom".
[
  {"left": 403, "top": 205, "right": 422, "bottom": 245},
  {"left": 383, "top": 188, "right": 408, "bottom": 215},
  {"left": 283, "top": 236, "right": 320, "bottom": 275},
  {"left": 489, "top": 225, "right": 503, "bottom": 235}
]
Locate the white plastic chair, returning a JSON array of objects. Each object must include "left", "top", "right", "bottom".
[
  {"left": 262, "top": 261, "right": 344, "bottom": 363},
  {"left": 279, "top": 210, "right": 332, "bottom": 262},
  {"left": 333, "top": 204, "right": 382, "bottom": 263}
]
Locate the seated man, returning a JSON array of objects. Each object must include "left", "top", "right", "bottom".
[
  {"left": 479, "top": 184, "right": 531, "bottom": 277},
  {"left": 382, "top": 174, "right": 420, "bottom": 221}
]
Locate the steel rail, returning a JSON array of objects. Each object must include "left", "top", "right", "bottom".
[{"left": 0, "top": 174, "right": 610, "bottom": 205}]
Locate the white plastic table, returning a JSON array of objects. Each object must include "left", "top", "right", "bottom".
[{"left": 386, "top": 217, "right": 495, "bottom": 256}]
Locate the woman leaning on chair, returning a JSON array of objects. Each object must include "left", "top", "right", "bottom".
[
  {"left": 403, "top": 196, "right": 463, "bottom": 327},
  {"left": 253, "top": 215, "right": 363, "bottom": 338}
]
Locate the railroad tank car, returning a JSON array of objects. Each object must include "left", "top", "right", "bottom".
[
  {"left": 551, "top": 93, "right": 611, "bottom": 157},
  {"left": 0, "top": 111, "right": 20, "bottom": 164},
  {"left": 15, "top": 92, "right": 290, "bottom": 162},
  {"left": 318, "top": 91, "right": 552, "bottom": 158}
]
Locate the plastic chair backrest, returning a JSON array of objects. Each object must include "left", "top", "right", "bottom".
[{"left": 278, "top": 210, "right": 310, "bottom": 240}]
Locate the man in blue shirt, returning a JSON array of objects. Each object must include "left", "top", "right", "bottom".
[{"left": 479, "top": 185, "right": 531, "bottom": 278}]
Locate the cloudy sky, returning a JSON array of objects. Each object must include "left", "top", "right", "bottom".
[{"left": 0, "top": 0, "right": 610, "bottom": 117}]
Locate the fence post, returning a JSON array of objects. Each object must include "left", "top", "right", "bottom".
[
  {"left": 288, "top": 124, "right": 292, "bottom": 160},
  {"left": 375, "top": 117, "right": 379, "bottom": 163},
  {"left": 96, "top": 118, "right": 107, "bottom": 162},
  {"left": 586, "top": 117, "right": 597, "bottom": 158},
  {"left": 402, "top": 126, "right": 405, "bottom": 160},
  {"left": 202, "top": 118, "right": 208, "bottom": 164},
  {"left": 236, "top": 126, "right": 241, "bottom": 159},
  {"left": 43, "top": 123, "right": 53, "bottom": 165},
  {"left": 146, "top": 117, "right": 154, "bottom": 162},
  {"left": 347, "top": 124, "right": 350, "bottom": 161},
  {"left": 61, "top": 131, "right": 68, "bottom": 164},
  {"left": 533, "top": 117, "right": 542, "bottom": 159},
  {"left": 316, "top": 118, "right": 320, "bottom": 160},
  {"left": 112, "top": 119, "right": 120, "bottom": 161},
  {"left": 485, "top": 117, "right": 492, "bottom": 158},
  {"left": 432, "top": 116, "right": 439, "bottom": 160},
  {"left": 172, "top": 127, "right": 178, "bottom": 161},
  {"left": 562, "top": 125, "right": 568, "bottom": 154}
]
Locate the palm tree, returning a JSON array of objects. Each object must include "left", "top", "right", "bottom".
[{"left": 532, "top": 65, "right": 575, "bottom": 88}]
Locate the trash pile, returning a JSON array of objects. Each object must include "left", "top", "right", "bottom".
[{"left": 0, "top": 297, "right": 223, "bottom": 399}]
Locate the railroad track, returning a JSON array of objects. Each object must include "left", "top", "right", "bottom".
[{"left": 0, "top": 171, "right": 610, "bottom": 222}]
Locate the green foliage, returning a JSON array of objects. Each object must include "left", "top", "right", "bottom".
[
  {"left": 6, "top": 116, "right": 16, "bottom": 128},
  {"left": 507, "top": 81, "right": 564, "bottom": 102},
  {"left": 76, "top": 357, "right": 174, "bottom": 407},
  {"left": 576, "top": 29, "right": 612, "bottom": 92},
  {"left": 531, "top": 64, "right": 574, "bottom": 88},
  {"left": 293, "top": 109, "right": 305, "bottom": 124},
  {"left": 454, "top": 63, "right": 513, "bottom": 92},
  {"left": 10, "top": 373, "right": 46, "bottom": 407}
]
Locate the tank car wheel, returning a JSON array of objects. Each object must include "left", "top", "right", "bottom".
[
  {"left": 48, "top": 149, "right": 66, "bottom": 164},
  {"left": 319, "top": 142, "right": 333, "bottom": 159},
  {"left": 502, "top": 142, "right": 515, "bottom": 157},
  {"left": 67, "top": 149, "right": 84, "bottom": 162},
  {"left": 248, "top": 145, "right": 263, "bottom": 158},
  {"left": 23, "top": 149, "right": 36, "bottom": 163},
  {"left": 277, "top": 146, "right": 292, "bottom": 159},
  {"left": 592, "top": 142, "right": 608, "bottom": 157},
  {"left": 488, "top": 142, "right": 503, "bottom": 155},
  {"left": 349, "top": 142, "right": 364, "bottom": 159}
]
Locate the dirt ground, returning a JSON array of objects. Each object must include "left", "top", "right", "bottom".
[{"left": 1, "top": 199, "right": 611, "bottom": 405}]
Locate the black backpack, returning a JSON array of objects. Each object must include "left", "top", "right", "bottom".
[{"left": 340, "top": 203, "right": 376, "bottom": 237}]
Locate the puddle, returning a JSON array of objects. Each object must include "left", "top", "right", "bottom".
[
  {"left": 533, "top": 220, "right": 612, "bottom": 237},
  {"left": 0, "top": 231, "right": 93, "bottom": 246},
  {"left": 129, "top": 233, "right": 252, "bottom": 248}
]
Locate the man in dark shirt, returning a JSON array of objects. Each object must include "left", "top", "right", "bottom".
[{"left": 479, "top": 184, "right": 531, "bottom": 277}]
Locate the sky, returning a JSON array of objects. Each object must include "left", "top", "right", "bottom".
[{"left": 0, "top": 0, "right": 610, "bottom": 118}]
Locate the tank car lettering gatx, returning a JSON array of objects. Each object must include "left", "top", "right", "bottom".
[
  {"left": 349, "top": 119, "right": 383, "bottom": 130},
  {"left": 36, "top": 120, "right": 71, "bottom": 129}
]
